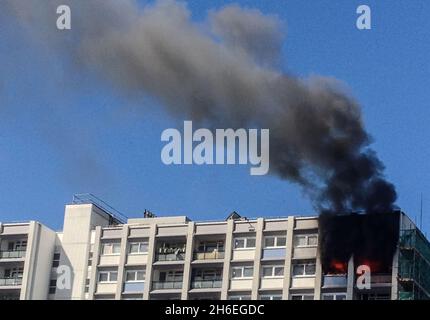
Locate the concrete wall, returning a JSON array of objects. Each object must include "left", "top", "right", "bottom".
[
  {"left": 230, "top": 279, "right": 253, "bottom": 290},
  {"left": 55, "top": 204, "right": 112, "bottom": 300},
  {"left": 20, "top": 222, "right": 56, "bottom": 300}
]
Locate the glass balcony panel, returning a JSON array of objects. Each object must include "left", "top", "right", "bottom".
[
  {"left": 0, "top": 278, "right": 23, "bottom": 286},
  {"left": 323, "top": 275, "right": 347, "bottom": 287},
  {"left": 261, "top": 248, "right": 285, "bottom": 260},
  {"left": 190, "top": 279, "right": 222, "bottom": 289},
  {"left": 0, "top": 250, "right": 26, "bottom": 259},
  {"left": 152, "top": 280, "right": 183, "bottom": 290}
]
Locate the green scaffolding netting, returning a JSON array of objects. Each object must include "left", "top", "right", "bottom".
[{"left": 398, "top": 229, "right": 430, "bottom": 300}]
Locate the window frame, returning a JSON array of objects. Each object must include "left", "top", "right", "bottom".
[
  {"left": 98, "top": 270, "right": 118, "bottom": 283},
  {"left": 322, "top": 293, "right": 347, "bottom": 300},
  {"left": 292, "top": 262, "right": 316, "bottom": 277},
  {"left": 261, "top": 265, "right": 285, "bottom": 278},
  {"left": 294, "top": 234, "right": 318, "bottom": 248},
  {"left": 125, "top": 270, "right": 146, "bottom": 283},
  {"left": 233, "top": 237, "right": 256, "bottom": 250},
  {"left": 290, "top": 294, "right": 314, "bottom": 300},
  {"left": 231, "top": 266, "right": 254, "bottom": 279},
  {"left": 228, "top": 295, "right": 251, "bottom": 300},
  {"left": 128, "top": 241, "right": 149, "bottom": 255},
  {"left": 101, "top": 243, "right": 121, "bottom": 256},
  {"left": 263, "top": 235, "right": 287, "bottom": 248},
  {"left": 260, "top": 294, "right": 282, "bottom": 300}
]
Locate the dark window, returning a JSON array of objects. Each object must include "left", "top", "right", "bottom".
[
  {"left": 52, "top": 253, "right": 61, "bottom": 268},
  {"left": 49, "top": 279, "right": 57, "bottom": 294}
]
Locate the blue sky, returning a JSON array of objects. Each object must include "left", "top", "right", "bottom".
[{"left": 0, "top": 0, "right": 429, "bottom": 233}]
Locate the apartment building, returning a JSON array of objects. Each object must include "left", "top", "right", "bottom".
[{"left": 0, "top": 194, "right": 429, "bottom": 300}]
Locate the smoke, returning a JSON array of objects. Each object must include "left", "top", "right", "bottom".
[
  {"left": 209, "top": 4, "right": 284, "bottom": 67},
  {"left": 319, "top": 211, "right": 400, "bottom": 274},
  {"left": 2, "top": 0, "right": 396, "bottom": 213}
]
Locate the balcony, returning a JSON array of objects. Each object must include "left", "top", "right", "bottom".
[
  {"left": 0, "top": 278, "right": 22, "bottom": 287},
  {"left": 323, "top": 275, "right": 347, "bottom": 288},
  {"left": 370, "top": 274, "right": 392, "bottom": 287},
  {"left": 261, "top": 248, "right": 286, "bottom": 260},
  {"left": 0, "top": 250, "right": 26, "bottom": 260},
  {"left": 155, "top": 243, "right": 186, "bottom": 262},
  {"left": 123, "top": 282, "right": 145, "bottom": 293},
  {"left": 155, "top": 252, "right": 185, "bottom": 262},
  {"left": 190, "top": 279, "right": 222, "bottom": 289},
  {"left": 152, "top": 280, "right": 183, "bottom": 290},
  {"left": 193, "top": 251, "right": 225, "bottom": 261}
]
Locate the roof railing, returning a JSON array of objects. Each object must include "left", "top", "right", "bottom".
[{"left": 72, "top": 193, "right": 128, "bottom": 224}]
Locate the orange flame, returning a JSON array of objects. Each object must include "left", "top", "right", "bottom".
[{"left": 327, "top": 259, "right": 348, "bottom": 274}]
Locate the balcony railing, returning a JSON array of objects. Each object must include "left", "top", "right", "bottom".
[
  {"left": 0, "top": 278, "right": 23, "bottom": 286},
  {"left": 155, "top": 252, "right": 185, "bottom": 262},
  {"left": 370, "top": 274, "right": 392, "bottom": 285},
  {"left": 193, "top": 251, "right": 225, "bottom": 260},
  {"left": 190, "top": 279, "right": 222, "bottom": 289},
  {"left": 0, "top": 250, "right": 26, "bottom": 259},
  {"left": 152, "top": 280, "right": 183, "bottom": 290}
]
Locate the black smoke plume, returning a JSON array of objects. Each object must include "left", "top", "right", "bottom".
[{"left": 1, "top": 0, "right": 397, "bottom": 214}]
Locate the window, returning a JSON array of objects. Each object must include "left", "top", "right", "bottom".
[
  {"left": 4, "top": 268, "right": 23, "bottom": 279},
  {"left": 102, "top": 243, "right": 121, "bottom": 255},
  {"left": 323, "top": 293, "right": 346, "bottom": 300},
  {"left": 228, "top": 295, "right": 251, "bottom": 300},
  {"left": 52, "top": 253, "right": 61, "bottom": 268},
  {"left": 264, "top": 236, "right": 286, "bottom": 248},
  {"left": 292, "top": 262, "right": 316, "bottom": 277},
  {"left": 290, "top": 294, "right": 314, "bottom": 300},
  {"left": 98, "top": 271, "right": 118, "bottom": 283},
  {"left": 234, "top": 237, "right": 256, "bottom": 249},
  {"left": 197, "top": 241, "right": 224, "bottom": 252},
  {"left": 260, "top": 294, "right": 282, "bottom": 300},
  {"left": 85, "top": 278, "right": 90, "bottom": 293},
  {"left": 231, "top": 266, "right": 254, "bottom": 279},
  {"left": 8, "top": 240, "right": 27, "bottom": 251},
  {"left": 192, "top": 269, "right": 222, "bottom": 281},
  {"left": 159, "top": 270, "right": 183, "bottom": 282},
  {"left": 294, "top": 234, "right": 318, "bottom": 248},
  {"left": 234, "top": 239, "right": 245, "bottom": 248},
  {"left": 49, "top": 279, "right": 57, "bottom": 294},
  {"left": 262, "top": 265, "right": 284, "bottom": 277},
  {"left": 129, "top": 242, "right": 149, "bottom": 254},
  {"left": 125, "top": 270, "right": 146, "bottom": 282},
  {"left": 88, "top": 252, "right": 93, "bottom": 266}
]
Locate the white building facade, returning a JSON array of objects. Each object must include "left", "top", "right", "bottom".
[{"left": 0, "top": 196, "right": 424, "bottom": 300}]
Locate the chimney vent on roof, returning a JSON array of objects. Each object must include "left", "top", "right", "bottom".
[
  {"left": 144, "top": 209, "right": 156, "bottom": 218},
  {"left": 226, "top": 211, "right": 242, "bottom": 221}
]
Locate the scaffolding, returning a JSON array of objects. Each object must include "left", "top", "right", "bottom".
[{"left": 398, "top": 228, "right": 430, "bottom": 300}]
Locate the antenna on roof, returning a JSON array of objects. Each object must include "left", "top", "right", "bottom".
[{"left": 420, "top": 193, "right": 424, "bottom": 231}]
